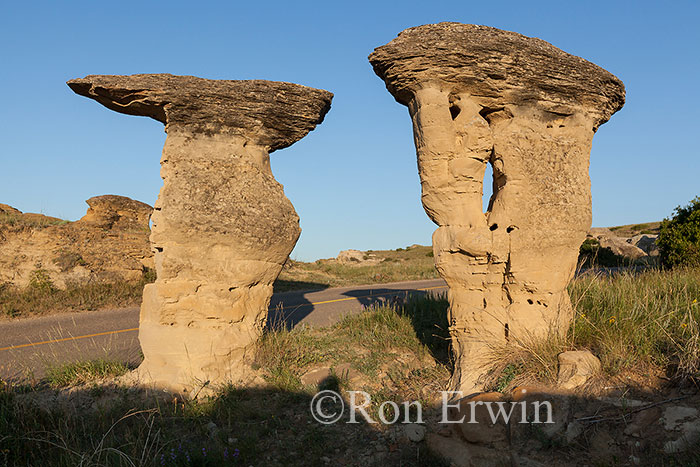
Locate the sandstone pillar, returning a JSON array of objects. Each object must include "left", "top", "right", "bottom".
[
  {"left": 68, "top": 74, "right": 332, "bottom": 392},
  {"left": 369, "top": 24, "right": 624, "bottom": 393}
]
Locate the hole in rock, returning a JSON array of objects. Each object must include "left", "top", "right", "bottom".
[
  {"left": 504, "top": 323, "right": 509, "bottom": 340},
  {"left": 449, "top": 104, "right": 461, "bottom": 120},
  {"left": 483, "top": 161, "right": 494, "bottom": 213},
  {"left": 478, "top": 106, "right": 505, "bottom": 123},
  {"left": 506, "top": 225, "right": 516, "bottom": 233},
  {"left": 155, "top": 246, "right": 163, "bottom": 253},
  {"left": 489, "top": 224, "right": 498, "bottom": 231},
  {"left": 527, "top": 299, "right": 534, "bottom": 305}
]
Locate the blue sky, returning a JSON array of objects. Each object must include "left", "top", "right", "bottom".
[{"left": 1, "top": 1, "right": 698, "bottom": 261}]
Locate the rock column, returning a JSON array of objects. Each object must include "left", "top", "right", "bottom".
[
  {"left": 69, "top": 74, "right": 332, "bottom": 392},
  {"left": 369, "top": 24, "right": 624, "bottom": 393}
]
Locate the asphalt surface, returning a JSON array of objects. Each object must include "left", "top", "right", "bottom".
[{"left": 0, "top": 278, "right": 447, "bottom": 382}]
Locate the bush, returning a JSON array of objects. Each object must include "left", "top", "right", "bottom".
[
  {"left": 657, "top": 196, "right": 700, "bottom": 268},
  {"left": 578, "top": 238, "right": 628, "bottom": 268}
]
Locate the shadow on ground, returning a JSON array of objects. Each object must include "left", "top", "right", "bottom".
[
  {"left": 3, "top": 374, "right": 700, "bottom": 466},
  {"left": 0, "top": 380, "right": 448, "bottom": 466}
]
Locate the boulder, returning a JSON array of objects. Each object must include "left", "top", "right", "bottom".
[
  {"left": 68, "top": 74, "right": 332, "bottom": 393},
  {"left": 628, "top": 234, "right": 659, "bottom": 256},
  {"left": 336, "top": 249, "right": 366, "bottom": 263},
  {"left": 369, "top": 23, "right": 625, "bottom": 393},
  {"left": 595, "top": 234, "right": 647, "bottom": 259},
  {"left": 557, "top": 350, "right": 601, "bottom": 390}
]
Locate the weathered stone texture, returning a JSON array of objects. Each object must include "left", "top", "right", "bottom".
[
  {"left": 69, "top": 74, "right": 332, "bottom": 392},
  {"left": 370, "top": 23, "right": 624, "bottom": 393},
  {"left": 0, "top": 196, "right": 152, "bottom": 289}
]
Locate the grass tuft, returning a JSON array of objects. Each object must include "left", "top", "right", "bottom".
[
  {"left": 485, "top": 267, "right": 700, "bottom": 389},
  {"left": 45, "top": 359, "right": 130, "bottom": 388}
]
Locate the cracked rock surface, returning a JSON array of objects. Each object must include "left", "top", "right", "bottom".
[
  {"left": 369, "top": 23, "right": 624, "bottom": 393},
  {"left": 69, "top": 74, "right": 332, "bottom": 392}
]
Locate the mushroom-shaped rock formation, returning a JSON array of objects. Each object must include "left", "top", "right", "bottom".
[
  {"left": 369, "top": 24, "right": 624, "bottom": 394},
  {"left": 68, "top": 74, "right": 332, "bottom": 392}
]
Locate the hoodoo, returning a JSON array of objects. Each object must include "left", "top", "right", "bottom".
[
  {"left": 369, "top": 23, "right": 624, "bottom": 393},
  {"left": 69, "top": 74, "right": 332, "bottom": 392}
]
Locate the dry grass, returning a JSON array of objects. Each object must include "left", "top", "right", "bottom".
[
  {"left": 275, "top": 245, "right": 439, "bottom": 292},
  {"left": 485, "top": 267, "right": 700, "bottom": 392},
  {"left": 0, "top": 212, "right": 69, "bottom": 229},
  {"left": 256, "top": 293, "right": 451, "bottom": 409},
  {"left": 0, "top": 270, "right": 156, "bottom": 319}
]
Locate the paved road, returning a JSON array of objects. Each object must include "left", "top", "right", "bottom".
[{"left": 0, "top": 278, "right": 447, "bottom": 382}]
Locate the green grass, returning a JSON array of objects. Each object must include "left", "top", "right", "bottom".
[
  {"left": 570, "top": 267, "right": 700, "bottom": 379},
  {"left": 256, "top": 293, "right": 450, "bottom": 400},
  {"left": 45, "top": 359, "right": 130, "bottom": 388},
  {"left": 485, "top": 267, "right": 700, "bottom": 390}
]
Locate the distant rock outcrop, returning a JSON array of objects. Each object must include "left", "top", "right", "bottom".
[
  {"left": 0, "top": 195, "right": 153, "bottom": 289},
  {"left": 79, "top": 195, "right": 152, "bottom": 231},
  {"left": 585, "top": 228, "right": 659, "bottom": 264}
]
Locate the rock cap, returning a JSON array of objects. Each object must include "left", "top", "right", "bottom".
[
  {"left": 67, "top": 74, "right": 333, "bottom": 151},
  {"left": 369, "top": 23, "right": 625, "bottom": 127}
]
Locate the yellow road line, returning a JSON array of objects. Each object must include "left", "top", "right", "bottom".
[
  {"left": 275, "top": 285, "right": 448, "bottom": 315},
  {"left": 0, "top": 284, "right": 448, "bottom": 352},
  {"left": 0, "top": 327, "right": 139, "bottom": 352}
]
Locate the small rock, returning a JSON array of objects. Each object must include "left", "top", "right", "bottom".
[
  {"left": 662, "top": 405, "right": 700, "bottom": 453},
  {"left": 557, "top": 350, "right": 601, "bottom": 390},
  {"left": 300, "top": 367, "right": 332, "bottom": 387},
  {"left": 448, "top": 392, "right": 509, "bottom": 447},
  {"left": 589, "top": 430, "right": 622, "bottom": 462},
  {"left": 623, "top": 406, "right": 661, "bottom": 437},
  {"left": 662, "top": 406, "right": 698, "bottom": 430},
  {"left": 565, "top": 421, "right": 583, "bottom": 443},
  {"left": 426, "top": 433, "right": 511, "bottom": 467},
  {"left": 404, "top": 423, "right": 426, "bottom": 442},
  {"left": 375, "top": 442, "right": 388, "bottom": 453}
]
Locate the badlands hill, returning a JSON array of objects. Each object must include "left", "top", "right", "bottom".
[{"left": 0, "top": 195, "right": 153, "bottom": 289}]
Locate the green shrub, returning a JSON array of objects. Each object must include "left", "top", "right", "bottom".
[
  {"left": 657, "top": 196, "right": 700, "bottom": 268},
  {"left": 578, "top": 238, "right": 628, "bottom": 268},
  {"left": 28, "top": 268, "right": 55, "bottom": 292}
]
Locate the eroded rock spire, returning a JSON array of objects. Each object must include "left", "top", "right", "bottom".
[
  {"left": 369, "top": 23, "right": 624, "bottom": 393},
  {"left": 68, "top": 74, "right": 332, "bottom": 393}
]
